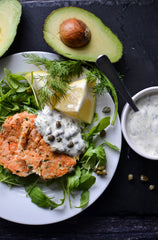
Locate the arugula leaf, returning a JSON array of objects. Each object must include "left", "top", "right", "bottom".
[
  {"left": 104, "top": 141, "right": 120, "bottom": 151},
  {"left": 78, "top": 172, "right": 96, "bottom": 191},
  {"left": 0, "top": 165, "right": 38, "bottom": 187},
  {"left": 4, "top": 68, "right": 29, "bottom": 93},
  {"left": 25, "top": 185, "right": 65, "bottom": 210},
  {"left": 67, "top": 166, "right": 81, "bottom": 193},
  {"left": 75, "top": 190, "right": 89, "bottom": 208},
  {"left": 66, "top": 166, "right": 96, "bottom": 208},
  {"left": 0, "top": 69, "right": 38, "bottom": 125},
  {"left": 0, "top": 165, "right": 65, "bottom": 210},
  {"left": 85, "top": 116, "right": 110, "bottom": 141},
  {"left": 0, "top": 165, "right": 22, "bottom": 187},
  {"left": 81, "top": 145, "right": 107, "bottom": 171}
]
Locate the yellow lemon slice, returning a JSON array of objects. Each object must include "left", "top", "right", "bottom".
[
  {"left": 55, "top": 78, "right": 96, "bottom": 124},
  {"left": 25, "top": 71, "right": 48, "bottom": 89}
]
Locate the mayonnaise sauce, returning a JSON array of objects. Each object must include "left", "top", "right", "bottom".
[
  {"left": 126, "top": 94, "right": 158, "bottom": 157},
  {"left": 35, "top": 106, "right": 87, "bottom": 157}
]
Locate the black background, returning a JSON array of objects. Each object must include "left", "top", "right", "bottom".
[{"left": 1, "top": 0, "right": 158, "bottom": 239}]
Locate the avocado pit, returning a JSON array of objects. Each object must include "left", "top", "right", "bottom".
[{"left": 59, "top": 18, "right": 91, "bottom": 48}]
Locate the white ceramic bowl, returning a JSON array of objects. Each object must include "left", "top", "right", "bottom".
[{"left": 121, "top": 86, "right": 158, "bottom": 160}]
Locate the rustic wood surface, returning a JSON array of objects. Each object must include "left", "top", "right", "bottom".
[
  {"left": 1, "top": 215, "right": 158, "bottom": 239},
  {"left": 1, "top": 0, "right": 158, "bottom": 239}
]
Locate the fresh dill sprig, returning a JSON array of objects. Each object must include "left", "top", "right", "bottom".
[
  {"left": 23, "top": 54, "right": 84, "bottom": 107},
  {"left": 23, "top": 54, "right": 118, "bottom": 124},
  {"left": 23, "top": 54, "right": 83, "bottom": 80}
]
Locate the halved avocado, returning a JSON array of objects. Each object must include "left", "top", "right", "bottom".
[
  {"left": 43, "top": 7, "right": 123, "bottom": 63},
  {"left": 0, "top": 0, "right": 22, "bottom": 57}
]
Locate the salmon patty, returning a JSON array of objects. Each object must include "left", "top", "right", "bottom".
[{"left": 0, "top": 112, "right": 77, "bottom": 180}]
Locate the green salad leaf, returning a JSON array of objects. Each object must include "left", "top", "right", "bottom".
[
  {"left": 4, "top": 68, "right": 29, "bottom": 93},
  {"left": 25, "top": 185, "right": 65, "bottom": 210},
  {"left": 77, "top": 172, "right": 96, "bottom": 191},
  {"left": 77, "top": 190, "right": 89, "bottom": 208},
  {"left": 0, "top": 165, "right": 39, "bottom": 187},
  {"left": 85, "top": 116, "right": 110, "bottom": 141},
  {"left": 0, "top": 69, "right": 38, "bottom": 124},
  {"left": 67, "top": 166, "right": 81, "bottom": 193}
]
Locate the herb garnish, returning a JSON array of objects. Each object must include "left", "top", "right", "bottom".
[
  {"left": 0, "top": 55, "right": 119, "bottom": 210},
  {"left": 23, "top": 54, "right": 118, "bottom": 124},
  {"left": 24, "top": 54, "right": 83, "bottom": 107}
]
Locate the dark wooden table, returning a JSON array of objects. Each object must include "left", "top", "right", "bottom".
[{"left": 1, "top": 0, "right": 158, "bottom": 239}]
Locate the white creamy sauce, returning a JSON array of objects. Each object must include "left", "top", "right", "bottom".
[
  {"left": 126, "top": 94, "right": 158, "bottom": 157},
  {"left": 35, "top": 106, "right": 87, "bottom": 157}
]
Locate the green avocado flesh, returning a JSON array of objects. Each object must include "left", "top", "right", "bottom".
[
  {"left": 0, "top": 0, "right": 22, "bottom": 57},
  {"left": 43, "top": 7, "right": 123, "bottom": 63}
]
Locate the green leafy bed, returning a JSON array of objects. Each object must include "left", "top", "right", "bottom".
[{"left": 0, "top": 55, "right": 119, "bottom": 210}]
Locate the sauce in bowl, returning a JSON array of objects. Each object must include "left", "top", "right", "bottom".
[
  {"left": 121, "top": 86, "right": 158, "bottom": 160},
  {"left": 126, "top": 94, "right": 158, "bottom": 158}
]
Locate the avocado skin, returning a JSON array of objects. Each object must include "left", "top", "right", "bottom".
[
  {"left": 43, "top": 7, "right": 123, "bottom": 63},
  {"left": 0, "top": 0, "right": 22, "bottom": 58}
]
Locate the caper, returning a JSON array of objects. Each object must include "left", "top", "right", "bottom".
[
  {"left": 56, "top": 121, "right": 61, "bottom": 128},
  {"left": 128, "top": 174, "right": 134, "bottom": 181},
  {"left": 100, "top": 130, "right": 106, "bottom": 138},
  {"left": 102, "top": 106, "right": 111, "bottom": 113},
  {"left": 96, "top": 168, "right": 107, "bottom": 175},
  {"left": 149, "top": 185, "right": 155, "bottom": 191},
  {"left": 97, "top": 165, "right": 105, "bottom": 171},
  {"left": 102, "top": 169, "right": 107, "bottom": 175},
  {"left": 48, "top": 135, "right": 55, "bottom": 142},
  {"left": 57, "top": 137, "right": 62, "bottom": 142},
  {"left": 140, "top": 174, "right": 149, "bottom": 182},
  {"left": 67, "top": 141, "right": 74, "bottom": 148},
  {"left": 96, "top": 170, "right": 102, "bottom": 175}
]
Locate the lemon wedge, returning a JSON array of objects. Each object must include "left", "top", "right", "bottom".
[
  {"left": 25, "top": 71, "right": 48, "bottom": 89},
  {"left": 55, "top": 78, "right": 96, "bottom": 124},
  {"left": 25, "top": 71, "right": 96, "bottom": 123}
]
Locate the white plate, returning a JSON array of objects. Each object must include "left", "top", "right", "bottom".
[{"left": 0, "top": 51, "right": 122, "bottom": 225}]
